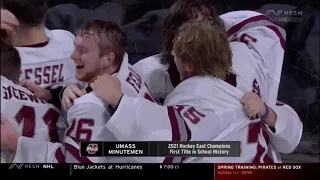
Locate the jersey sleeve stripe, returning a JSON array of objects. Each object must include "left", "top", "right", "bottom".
[
  {"left": 164, "top": 106, "right": 192, "bottom": 163},
  {"left": 55, "top": 147, "right": 65, "bottom": 163},
  {"left": 144, "top": 93, "right": 155, "bottom": 102},
  {"left": 261, "top": 129, "right": 273, "bottom": 163},
  {"left": 163, "top": 106, "right": 181, "bottom": 163},
  {"left": 276, "top": 101, "right": 285, "bottom": 106},
  {"left": 167, "top": 106, "right": 181, "bottom": 141},
  {"left": 65, "top": 143, "right": 92, "bottom": 163},
  {"left": 184, "top": 121, "right": 191, "bottom": 141},
  {"left": 181, "top": 121, "right": 192, "bottom": 163},
  {"left": 253, "top": 143, "right": 265, "bottom": 163},
  {"left": 227, "top": 15, "right": 286, "bottom": 49},
  {"left": 265, "top": 25, "right": 286, "bottom": 49}
]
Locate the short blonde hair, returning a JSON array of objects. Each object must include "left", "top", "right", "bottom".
[{"left": 172, "top": 21, "right": 232, "bottom": 79}]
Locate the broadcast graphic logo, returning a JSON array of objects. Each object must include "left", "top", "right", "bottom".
[
  {"left": 264, "top": 9, "right": 303, "bottom": 22},
  {"left": 8, "top": 164, "right": 40, "bottom": 169},
  {"left": 86, "top": 144, "right": 99, "bottom": 154},
  {"left": 8, "top": 164, "right": 24, "bottom": 169}
]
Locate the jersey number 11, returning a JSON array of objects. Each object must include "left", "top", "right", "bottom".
[{"left": 15, "top": 105, "right": 60, "bottom": 142}]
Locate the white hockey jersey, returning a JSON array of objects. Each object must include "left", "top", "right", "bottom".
[
  {"left": 1, "top": 76, "right": 61, "bottom": 163},
  {"left": 223, "top": 10, "right": 286, "bottom": 106},
  {"left": 134, "top": 54, "right": 174, "bottom": 103},
  {"left": 107, "top": 75, "right": 271, "bottom": 163},
  {"left": 12, "top": 53, "right": 153, "bottom": 163},
  {"left": 133, "top": 11, "right": 302, "bottom": 162},
  {"left": 17, "top": 29, "right": 78, "bottom": 89}
]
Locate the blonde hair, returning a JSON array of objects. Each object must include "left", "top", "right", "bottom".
[{"left": 172, "top": 21, "right": 232, "bottom": 79}]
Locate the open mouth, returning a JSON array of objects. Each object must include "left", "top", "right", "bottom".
[{"left": 76, "top": 65, "right": 84, "bottom": 69}]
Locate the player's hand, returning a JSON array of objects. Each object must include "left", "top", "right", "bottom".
[
  {"left": 1, "top": 9, "right": 19, "bottom": 34},
  {"left": 20, "top": 79, "right": 52, "bottom": 101},
  {"left": 1, "top": 114, "right": 18, "bottom": 151},
  {"left": 62, "top": 84, "right": 87, "bottom": 110},
  {"left": 91, "top": 73, "right": 123, "bottom": 108},
  {"left": 240, "top": 92, "right": 266, "bottom": 117}
]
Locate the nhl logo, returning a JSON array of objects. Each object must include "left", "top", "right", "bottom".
[{"left": 86, "top": 144, "right": 99, "bottom": 154}]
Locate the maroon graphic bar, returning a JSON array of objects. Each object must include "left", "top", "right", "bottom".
[{"left": 215, "top": 163, "right": 319, "bottom": 180}]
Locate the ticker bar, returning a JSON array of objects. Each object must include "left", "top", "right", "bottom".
[
  {"left": 1, "top": 163, "right": 214, "bottom": 178},
  {"left": 80, "top": 141, "right": 241, "bottom": 157},
  {"left": 1, "top": 163, "right": 318, "bottom": 179}
]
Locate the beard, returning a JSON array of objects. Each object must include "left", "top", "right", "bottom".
[{"left": 76, "top": 69, "right": 99, "bottom": 83}]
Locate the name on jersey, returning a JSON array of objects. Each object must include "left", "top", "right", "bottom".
[
  {"left": 126, "top": 67, "right": 142, "bottom": 93},
  {"left": 2, "top": 85, "right": 46, "bottom": 104},
  {"left": 106, "top": 143, "right": 144, "bottom": 156},
  {"left": 23, "top": 64, "right": 64, "bottom": 85}
]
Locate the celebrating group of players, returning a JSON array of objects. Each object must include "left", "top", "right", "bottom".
[{"left": 1, "top": 0, "right": 302, "bottom": 163}]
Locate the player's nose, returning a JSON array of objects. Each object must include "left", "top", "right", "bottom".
[{"left": 70, "top": 50, "right": 80, "bottom": 61}]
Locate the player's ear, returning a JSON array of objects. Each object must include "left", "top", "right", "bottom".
[
  {"left": 185, "top": 63, "right": 194, "bottom": 74},
  {"left": 102, "top": 52, "right": 115, "bottom": 68}
]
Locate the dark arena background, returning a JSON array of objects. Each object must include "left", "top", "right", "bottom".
[{"left": 1, "top": 0, "right": 319, "bottom": 179}]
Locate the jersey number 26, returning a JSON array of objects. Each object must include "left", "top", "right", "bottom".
[{"left": 66, "top": 119, "right": 94, "bottom": 141}]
